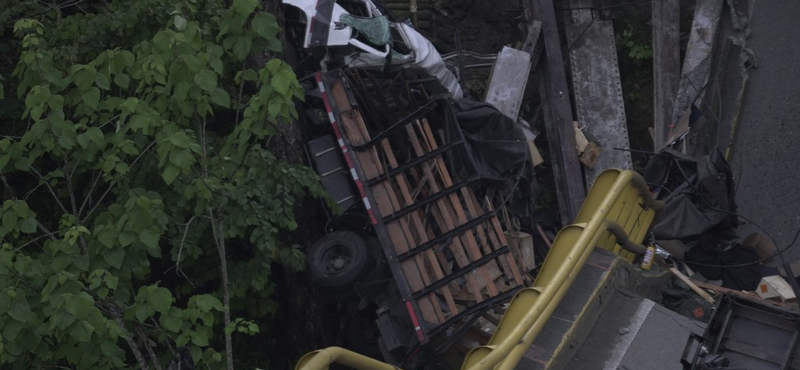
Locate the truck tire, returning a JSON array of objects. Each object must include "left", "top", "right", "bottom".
[{"left": 307, "top": 231, "right": 372, "bottom": 293}]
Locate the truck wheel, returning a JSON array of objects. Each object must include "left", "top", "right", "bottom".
[{"left": 307, "top": 231, "right": 372, "bottom": 293}]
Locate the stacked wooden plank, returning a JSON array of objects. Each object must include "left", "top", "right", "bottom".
[{"left": 327, "top": 69, "right": 524, "bottom": 335}]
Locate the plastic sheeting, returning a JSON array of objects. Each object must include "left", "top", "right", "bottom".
[
  {"left": 645, "top": 149, "right": 738, "bottom": 246},
  {"left": 644, "top": 149, "right": 759, "bottom": 290},
  {"left": 452, "top": 99, "right": 529, "bottom": 183},
  {"left": 448, "top": 99, "right": 538, "bottom": 219}
]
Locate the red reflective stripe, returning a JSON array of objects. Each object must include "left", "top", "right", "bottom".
[
  {"left": 405, "top": 301, "right": 425, "bottom": 342},
  {"left": 316, "top": 72, "right": 377, "bottom": 225},
  {"left": 366, "top": 209, "right": 378, "bottom": 225}
]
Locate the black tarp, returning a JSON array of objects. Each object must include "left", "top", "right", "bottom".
[
  {"left": 451, "top": 99, "right": 529, "bottom": 183},
  {"left": 645, "top": 149, "right": 761, "bottom": 290},
  {"left": 447, "top": 99, "right": 538, "bottom": 219},
  {"left": 645, "top": 149, "right": 738, "bottom": 245}
]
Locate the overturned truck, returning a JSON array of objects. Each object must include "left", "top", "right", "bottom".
[
  {"left": 306, "top": 69, "right": 527, "bottom": 363},
  {"left": 283, "top": 0, "right": 534, "bottom": 365}
]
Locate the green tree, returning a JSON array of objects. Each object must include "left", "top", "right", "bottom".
[{"left": 0, "top": 0, "right": 328, "bottom": 369}]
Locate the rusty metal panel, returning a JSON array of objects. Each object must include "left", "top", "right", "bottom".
[{"left": 565, "top": 4, "right": 633, "bottom": 187}]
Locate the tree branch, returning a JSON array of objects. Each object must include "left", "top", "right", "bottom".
[
  {"left": 200, "top": 116, "right": 234, "bottom": 370},
  {"left": 176, "top": 215, "right": 198, "bottom": 266},
  {"left": 15, "top": 230, "right": 58, "bottom": 251},
  {"left": 29, "top": 167, "right": 70, "bottom": 214},
  {"left": 36, "top": 221, "right": 58, "bottom": 241},
  {"left": 78, "top": 171, "right": 102, "bottom": 217},
  {"left": 234, "top": 61, "right": 246, "bottom": 127},
  {"left": 136, "top": 326, "right": 163, "bottom": 370},
  {"left": 114, "top": 317, "right": 151, "bottom": 370},
  {"left": 81, "top": 140, "right": 156, "bottom": 223},
  {"left": 209, "top": 212, "right": 234, "bottom": 370}
]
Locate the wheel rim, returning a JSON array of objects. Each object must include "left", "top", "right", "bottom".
[{"left": 321, "top": 243, "right": 352, "bottom": 274}]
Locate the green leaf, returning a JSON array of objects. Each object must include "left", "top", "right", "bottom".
[
  {"left": 114, "top": 74, "right": 130, "bottom": 89},
  {"left": 65, "top": 293, "right": 94, "bottom": 320},
  {"left": 139, "top": 229, "right": 159, "bottom": 248},
  {"left": 8, "top": 302, "right": 29, "bottom": 322},
  {"left": 51, "top": 310, "right": 76, "bottom": 330},
  {"left": 174, "top": 15, "right": 187, "bottom": 31},
  {"left": 74, "top": 255, "right": 90, "bottom": 271},
  {"left": 48, "top": 94, "right": 64, "bottom": 111},
  {"left": 194, "top": 70, "right": 217, "bottom": 92},
  {"left": 176, "top": 332, "right": 191, "bottom": 347},
  {"left": 122, "top": 98, "right": 138, "bottom": 113},
  {"left": 159, "top": 308, "right": 182, "bottom": 333},
  {"left": 118, "top": 231, "right": 136, "bottom": 246},
  {"left": 182, "top": 55, "right": 203, "bottom": 73},
  {"left": 173, "top": 82, "right": 189, "bottom": 102},
  {"left": 86, "top": 127, "right": 104, "bottom": 148},
  {"left": 95, "top": 73, "right": 111, "bottom": 90},
  {"left": 149, "top": 287, "right": 172, "bottom": 314},
  {"left": 3, "top": 319, "right": 22, "bottom": 341},
  {"left": 195, "top": 295, "right": 223, "bottom": 312},
  {"left": 103, "top": 248, "right": 125, "bottom": 269},
  {"left": 190, "top": 330, "right": 209, "bottom": 346},
  {"left": 104, "top": 274, "right": 119, "bottom": 290},
  {"left": 162, "top": 164, "right": 180, "bottom": 185},
  {"left": 251, "top": 13, "right": 279, "bottom": 40},
  {"left": 210, "top": 88, "right": 231, "bottom": 108},
  {"left": 98, "top": 229, "right": 116, "bottom": 248},
  {"left": 2, "top": 209, "right": 17, "bottom": 231},
  {"left": 272, "top": 70, "right": 292, "bottom": 96},
  {"left": 51, "top": 253, "right": 71, "bottom": 271},
  {"left": 69, "top": 321, "right": 95, "bottom": 342},
  {"left": 72, "top": 66, "right": 97, "bottom": 92},
  {"left": 231, "top": 35, "right": 253, "bottom": 61},
  {"left": 82, "top": 87, "right": 101, "bottom": 109},
  {"left": 168, "top": 149, "right": 193, "bottom": 169},
  {"left": 135, "top": 304, "right": 155, "bottom": 322},
  {"left": 232, "top": 0, "right": 258, "bottom": 16}
]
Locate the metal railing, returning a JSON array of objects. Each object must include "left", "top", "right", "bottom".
[
  {"left": 460, "top": 169, "right": 663, "bottom": 370},
  {"left": 295, "top": 169, "right": 663, "bottom": 370}
]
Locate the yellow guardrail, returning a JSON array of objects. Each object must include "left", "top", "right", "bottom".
[
  {"left": 461, "top": 169, "right": 663, "bottom": 370},
  {"left": 295, "top": 347, "right": 399, "bottom": 370},
  {"left": 295, "top": 169, "right": 663, "bottom": 370}
]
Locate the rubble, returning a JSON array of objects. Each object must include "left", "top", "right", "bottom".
[{"left": 287, "top": 1, "right": 800, "bottom": 370}]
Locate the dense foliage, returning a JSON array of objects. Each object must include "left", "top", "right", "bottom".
[{"left": 0, "top": 0, "right": 329, "bottom": 369}]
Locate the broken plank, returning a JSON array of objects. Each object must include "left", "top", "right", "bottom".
[
  {"left": 413, "top": 121, "right": 501, "bottom": 297},
  {"left": 349, "top": 115, "right": 446, "bottom": 325},
  {"left": 670, "top": 0, "right": 724, "bottom": 140},
  {"left": 527, "top": 0, "right": 585, "bottom": 225},
  {"left": 419, "top": 120, "right": 522, "bottom": 288},
  {"left": 405, "top": 122, "right": 495, "bottom": 300},
  {"left": 379, "top": 139, "right": 460, "bottom": 319},
  {"left": 669, "top": 267, "right": 715, "bottom": 304}
]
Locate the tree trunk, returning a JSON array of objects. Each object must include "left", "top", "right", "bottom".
[{"left": 212, "top": 215, "right": 234, "bottom": 370}]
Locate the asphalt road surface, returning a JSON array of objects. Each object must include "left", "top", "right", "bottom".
[{"left": 731, "top": 0, "right": 800, "bottom": 263}]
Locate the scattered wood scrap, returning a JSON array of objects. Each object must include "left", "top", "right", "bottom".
[{"left": 669, "top": 267, "right": 715, "bottom": 304}]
